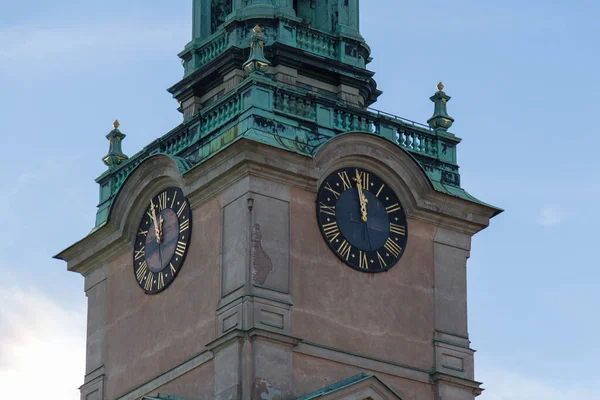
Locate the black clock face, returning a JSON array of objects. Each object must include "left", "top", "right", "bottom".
[
  {"left": 133, "top": 187, "right": 192, "bottom": 294},
  {"left": 316, "top": 167, "right": 408, "bottom": 273}
]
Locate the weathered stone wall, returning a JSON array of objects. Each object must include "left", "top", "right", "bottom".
[
  {"left": 290, "top": 187, "right": 436, "bottom": 371},
  {"left": 103, "top": 198, "right": 222, "bottom": 399}
]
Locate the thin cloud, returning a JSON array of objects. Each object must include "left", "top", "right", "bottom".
[
  {"left": 536, "top": 205, "right": 564, "bottom": 227},
  {"left": 0, "top": 20, "right": 187, "bottom": 73},
  {"left": 0, "top": 285, "right": 85, "bottom": 400}
]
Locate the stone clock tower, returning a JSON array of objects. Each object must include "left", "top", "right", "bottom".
[{"left": 56, "top": 2, "right": 501, "bottom": 400}]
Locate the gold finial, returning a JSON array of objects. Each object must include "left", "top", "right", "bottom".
[
  {"left": 253, "top": 25, "right": 261, "bottom": 34},
  {"left": 437, "top": 82, "right": 444, "bottom": 92},
  {"left": 113, "top": 120, "right": 120, "bottom": 130}
]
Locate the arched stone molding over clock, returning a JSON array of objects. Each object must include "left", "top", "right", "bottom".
[
  {"left": 108, "top": 155, "right": 188, "bottom": 241},
  {"left": 314, "top": 132, "right": 431, "bottom": 220},
  {"left": 314, "top": 132, "right": 497, "bottom": 235}
]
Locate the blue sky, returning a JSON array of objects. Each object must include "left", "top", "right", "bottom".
[{"left": 1, "top": 1, "right": 598, "bottom": 399}]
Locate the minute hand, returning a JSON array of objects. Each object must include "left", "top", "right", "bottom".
[
  {"left": 150, "top": 199, "right": 161, "bottom": 243},
  {"left": 354, "top": 170, "right": 368, "bottom": 223}
]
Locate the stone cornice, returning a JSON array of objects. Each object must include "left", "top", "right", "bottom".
[
  {"left": 58, "top": 137, "right": 497, "bottom": 275},
  {"left": 430, "top": 372, "right": 484, "bottom": 396}
]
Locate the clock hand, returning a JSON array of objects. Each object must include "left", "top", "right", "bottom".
[
  {"left": 365, "top": 224, "right": 373, "bottom": 252},
  {"left": 353, "top": 169, "right": 368, "bottom": 223},
  {"left": 150, "top": 199, "right": 161, "bottom": 243},
  {"left": 158, "top": 215, "right": 164, "bottom": 243}
]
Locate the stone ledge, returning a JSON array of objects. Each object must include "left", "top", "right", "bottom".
[
  {"left": 431, "top": 372, "right": 483, "bottom": 397},
  {"left": 295, "top": 340, "right": 431, "bottom": 384}
]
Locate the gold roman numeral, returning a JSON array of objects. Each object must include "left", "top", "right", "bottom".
[
  {"left": 319, "top": 202, "right": 336, "bottom": 216},
  {"left": 359, "top": 251, "right": 369, "bottom": 270},
  {"left": 384, "top": 238, "right": 403, "bottom": 258},
  {"left": 338, "top": 171, "right": 353, "bottom": 191},
  {"left": 138, "top": 229, "right": 148, "bottom": 237},
  {"left": 144, "top": 272, "right": 154, "bottom": 291},
  {"left": 157, "top": 273, "right": 165, "bottom": 290},
  {"left": 180, "top": 219, "right": 190, "bottom": 233},
  {"left": 177, "top": 201, "right": 187, "bottom": 217},
  {"left": 360, "top": 171, "right": 370, "bottom": 190},
  {"left": 170, "top": 263, "right": 176, "bottom": 275},
  {"left": 175, "top": 241, "right": 187, "bottom": 257},
  {"left": 322, "top": 221, "right": 340, "bottom": 243},
  {"left": 158, "top": 191, "right": 168, "bottom": 210},
  {"left": 338, "top": 240, "right": 352, "bottom": 261},
  {"left": 136, "top": 261, "right": 148, "bottom": 283},
  {"left": 324, "top": 182, "right": 340, "bottom": 199},
  {"left": 376, "top": 252, "right": 387, "bottom": 268},
  {"left": 170, "top": 191, "right": 178, "bottom": 208},
  {"left": 376, "top": 184, "right": 385, "bottom": 198},
  {"left": 386, "top": 203, "right": 402, "bottom": 214},
  {"left": 390, "top": 223, "right": 406, "bottom": 236},
  {"left": 134, "top": 247, "right": 145, "bottom": 261}
]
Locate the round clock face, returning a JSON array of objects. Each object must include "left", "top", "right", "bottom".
[
  {"left": 133, "top": 187, "right": 192, "bottom": 294},
  {"left": 316, "top": 167, "right": 408, "bottom": 273}
]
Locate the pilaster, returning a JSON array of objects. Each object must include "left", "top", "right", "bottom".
[
  {"left": 432, "top": 227, "right": 482, "bottom": 398},
  {"left": 213, "top": 162, "right": 295, "bottom": 399},
  {"left": 80, "top": 265, "right": 108, "bottom": 400}
]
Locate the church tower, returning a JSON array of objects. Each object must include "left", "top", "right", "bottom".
[{"left": 56, "top": 2, "right": 501, "bottom": 400}]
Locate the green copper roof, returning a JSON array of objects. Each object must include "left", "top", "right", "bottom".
[{"left": 93, "top": 3, "right": 500, "bottom": 228}]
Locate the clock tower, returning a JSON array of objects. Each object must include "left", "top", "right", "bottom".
[{"left": 56, "top": 2, "right": 501, "bottom": 400}]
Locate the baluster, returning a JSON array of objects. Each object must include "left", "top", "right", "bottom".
[
  {"left": 418, "top": 135, "right": 426, "bottom": 153},
  {"left": 405, "top": 132, "right": 413, "bottom": 149}
]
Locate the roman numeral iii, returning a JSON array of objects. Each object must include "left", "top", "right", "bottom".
[
  {"left": 180, "top": 219, "right": 190, "bottom": 233},
  {"left": 175, "top": 241, "right": 187, "bottom": 257},
  {"left": 386, "top": 203, "right": 402, "bottom": 214},
  {"left": 389, "top": 223, "right": 406, "bottom": 236}
]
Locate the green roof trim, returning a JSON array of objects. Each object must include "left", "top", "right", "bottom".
[
  {"left": 296, "top": 373, "right": 404, "bottom": 400},
  {"left": 141, "top": 394, "right": 186, "bottom": 400},
  {"left": 431, "top": 180, "right": 504, "bottom": 216}
]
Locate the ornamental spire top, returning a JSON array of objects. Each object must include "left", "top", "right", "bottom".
[
  {"left": 103, "top": 120, "right": 129, "bottom": 168},
  {"left": 427, "top": 82, "right": 455, "bottom": 133}
]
